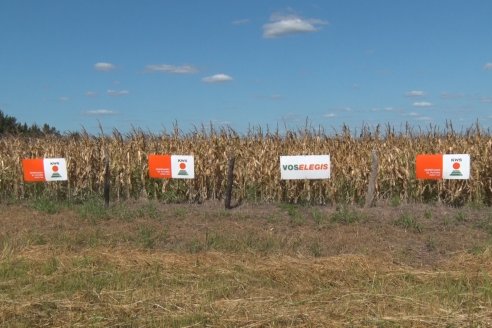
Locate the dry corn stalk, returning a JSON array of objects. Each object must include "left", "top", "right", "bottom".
[{"left": 0, "top": 123, "right": 490, "bottom": 205}]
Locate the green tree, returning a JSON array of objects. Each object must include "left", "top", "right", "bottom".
[{"left": 0, "top": 110, "right": 60, "bottom": 136}]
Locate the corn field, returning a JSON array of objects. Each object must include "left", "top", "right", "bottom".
[{"left": 0, "top": 123, "right": 491, "bottom": 205}]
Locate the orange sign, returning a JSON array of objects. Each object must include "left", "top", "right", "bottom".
[
  {"left": 416, "top": 154, "right": 443, "bottom": 180},
  {"left": 148, "top": 154, "right": 195, "bottom": 179},
  {"left": 148, "top": 155, "right": 172, "bottom": 178},
  {"left": 22, "top": 158, "right": 68, "bottom": 182},
  {"left": 22, "top": 159, "right": 46, "bottom": 182}
]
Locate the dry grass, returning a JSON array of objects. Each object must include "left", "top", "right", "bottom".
[
  {"left": 2, "top": 247, "right": 492, "bottom": 327},
  {"left": 1, "top": 200, "right": 492, "bottom": 327}
]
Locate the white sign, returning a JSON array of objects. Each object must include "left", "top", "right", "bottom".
[
  {"left": 443, "top": 154, "right": 470, "bottom": 180},
  {"left": 171, "top": 155, "right": 194, "bottom": 179},
  {"left": 43, "top": 158, "right": 68, "bottom": 181},
  {"left": 280, "top": 155, "right": 330, "bottom": 180}
]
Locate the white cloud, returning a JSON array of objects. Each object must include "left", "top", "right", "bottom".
[
  {"left": 145, "top": 64, "right": 198, "bottom": 74},
  {"left": 59, "top": 96, "right": 69, "bottom": 102},
  {"left": 281, "top": 112, "right": 301, "bottom": 124},
  {"left": 374, "top": 107, "right": 396, "bottom": 112},
  {"left": 416, "top": 116, "right": 432, "bottom": 121},
  {"left": 270, "top": 94, "right": 283, "bottom": 100},
  {"left": 405, "top": 90, "right": 425, "bottom": 97},
  {"left": 85, "top": 91, "right": 97, "bottom": 97},
  {"left": 84, "top": 109, "right": 117, "bottom": 115},
  {"left": 440, "top": 92, "right": 465, "bottom": 99},
  {"left": 481, "top": 96, "right": 492, "bottom": 103},
  {"left": 413, "top": 101, "right": 432, "bottom": 108},
  {"left": 210, "top": 119, "right": 232, "bottom": 126},
  {"left": 263, "top": 12, "right": 328, "bottom": 38},
  {"left": 232, "top": 18, "right": 250, "bottom": 25},
  {"left": 107, "top": 89, "right": 129, "bottom": 96},
  {"left": 94, "top": 62, "right": 115, "bottom": 72},
  {"left": 407, "top": 112, "right": 419, "bottom": 116},
  {"left": 257, "top": 94, "right": 284, "bottom": 100},
  {"left": 324, "top": 113, "right": 336, "bottom": 118},
  {"left": 202, "top": 73, "right": 233, "bottom": 83},
  {"left": 484, "top": 63, "right": 492, "bottom": 70}
]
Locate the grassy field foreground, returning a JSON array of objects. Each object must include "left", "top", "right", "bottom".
[{"left": 1, "top": 199, "right": 492, "bottom": 327}]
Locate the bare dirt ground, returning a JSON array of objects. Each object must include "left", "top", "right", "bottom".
[{"left": 1, "top": 200, "right": 491, "bottom": 327}]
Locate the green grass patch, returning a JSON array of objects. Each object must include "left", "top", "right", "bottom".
[
  {"left": 30, "top": 197, "right": 65, "bottom": 214},
  {"left": 330, "top": 205, "right": 364, "bottom": 225},
  {"left": 279, "top": 203, "right": 306, "bottom": 226},
  {"left": 394, "top": 213, "right": 422, "bottom": 233}
]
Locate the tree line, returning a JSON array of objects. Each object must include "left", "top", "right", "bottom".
[{"left": 0, "top": 110, "right": 59, "bottom": 137}]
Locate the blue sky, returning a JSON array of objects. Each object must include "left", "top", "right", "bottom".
[{"left": 1, "top": 1, "right": 491, "bottom": 134}]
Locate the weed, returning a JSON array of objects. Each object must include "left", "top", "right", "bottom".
[
  {"left": 139, "top": 226, "right": 154, "bottom": 248},
  {"left": 468, "top": 200, "right": 486, "bottom": 210},
  {"left": 0, "top": 258, "right": 29, "bottom": 280},
  {"left": 475, "top": 214, "right": 492, "bottom": 236},
  {"left": 173, "top": 207, "right": 188, "bottom": 218},
  {"left": 311, "top": 207, "right": 328, "bottom": 226},
  {"left": 454, "top": 211, "right": 467, "bottom": 223},
  {"left": 42, "top": 256, "right": 59, "bottom": 275},
  {"left": 1, "top": 239, "right": 14, "bottom": 260},
  {"left": 135, "top": 202, "right": 160, "bottom": 220},
  {"left": 309, "top": 239, "right": 323, "bottom": 257},
  {"left": 265, "top": 213, "right": 280, "bottom": 224},
  {"left": 426, "top": 237, "right": 437, "bottom": 251},
  {"left": 161, "top": 186, "right": 187, "bottom": 203},
  {"left": 330, "top": 205, "right": 363, "bottom": 225},
  {"left": 75, "top": 197, "right": 108, "bottom": 223},
  {"left": 279, "top": 203, "right": 306, "bottom": 226},
  {"left": 394, "top": 213, "right": 422, "bottom": 233},
  {"left": 31, "top": 197, "right": 64, "bottom": 214},
  {"left": 119, "top": 202, "right": 162, "bottom": 221},
  {"left": 245, "top": 184, "right": 261, "bottom": 203},
  {"left": 244, "top": 233, "right": 278, "bottom": 254},
  {"left": 390, "top": 195, "right": 401, "bottom": 207},
  {"left": 479, "top": 272, "right": 492, "bottom": 303},
  {"left": 205, "top": 231, "right": 239, "bottom": 252},
  {"left": 27, "top": 232, "right": 47, "bottom": 246},
  {"left": 138, "top": 226, "right": 167, "bottom": 249},
  {"left": 165, "top": 314, "right": 212, "bottom": 327},
  {"left": 469, "top": 245, "right": 487, "bottom": 256},
  {"left": 187, "top": 239, "right": 204, "bottom": 253}
]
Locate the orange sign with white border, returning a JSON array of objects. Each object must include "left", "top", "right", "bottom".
[
  {"left": 148, "top": 154, "right": 194, "bottom": 179},
  {"left": 22, "top": 158, "right": 68, "bottom": 182},
  {"left": 416, "top": 154, "right": 470, "bottom": 180}
]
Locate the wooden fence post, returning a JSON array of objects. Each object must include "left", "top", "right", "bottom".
[
  {"left": 224, "top": 154, "right": 236, "bottom": 209},
  {"left": 365, "top": 149, "right": 379, "bottom": 208}
]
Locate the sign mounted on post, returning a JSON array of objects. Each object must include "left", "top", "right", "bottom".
[
  {"left": 416, "top": 154, "right": 470, "bottom": 180},
  {"left": 22, "top": 158, "right": 68, "bottom": 182},
  {"left": 280, "top": 155, "right": 330, "bottom": 180},
  {"left": 148, "top": 154, "right": 194, "bottom": 179}
]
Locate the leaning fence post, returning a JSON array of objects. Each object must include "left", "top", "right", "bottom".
[
  {"left": 365, "top": 149, "right": 379, "bottom": 208},
  {"left": 224, "top": 154, "right": 236, "bottom": 209}
]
